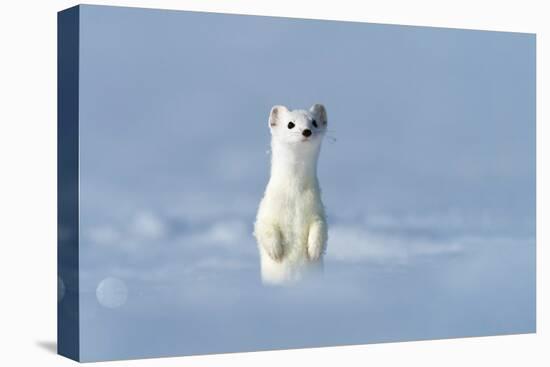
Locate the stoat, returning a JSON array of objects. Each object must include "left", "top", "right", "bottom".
[{"left": 254, "top": 104, "right": 328, "bottom": 285}]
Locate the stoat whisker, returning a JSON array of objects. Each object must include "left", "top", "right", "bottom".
[{"left": 325, "top": 134, "right": 338, "bottom": 143}]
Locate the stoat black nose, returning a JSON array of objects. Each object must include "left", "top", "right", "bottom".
[{"left": 302, "top": 129, "right": 312, "bottom": 137}]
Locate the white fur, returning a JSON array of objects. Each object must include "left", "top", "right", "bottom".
[{"left": 254, "top": 104, "right": 328, "bottom": 285}]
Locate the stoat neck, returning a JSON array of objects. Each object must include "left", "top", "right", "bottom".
[{"left": 269, "top": 140, "right": 320, "bottom": 190}]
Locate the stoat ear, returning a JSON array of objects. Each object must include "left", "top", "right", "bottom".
[
  {"left": 310, "top": 104, "right": 327, "bottom": 126},
  {"left": 269, "top": 105, "right": 288, "bottom": 128}
]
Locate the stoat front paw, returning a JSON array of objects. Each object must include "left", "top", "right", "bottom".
[
  {"left": 266, "top": 241, "right": 284, "bottom": 262},
  {"left": 307, "top": 219, "right": 327, "bottom": 261},
  {"left": 307, "top": 244, "right": 323, "bottom": 261}
]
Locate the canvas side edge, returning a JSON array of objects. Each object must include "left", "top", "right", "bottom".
[{"left": 57, "top": 5, "right": 81, "bottom": 362}]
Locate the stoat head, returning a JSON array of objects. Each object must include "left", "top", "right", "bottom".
[{"left": 268, "top": 104, "right": 328, "bottom": 147}]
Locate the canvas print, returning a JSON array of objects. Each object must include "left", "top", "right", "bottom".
[{"left": 58, "top": 4, "right": 536, "bottom": 362}]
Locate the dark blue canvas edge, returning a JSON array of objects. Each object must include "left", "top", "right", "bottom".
[{"left": 57, "top": 5, "right": 80, "bottom": 362}]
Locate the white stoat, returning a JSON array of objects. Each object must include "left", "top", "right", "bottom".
[{"left": 254, "top": 104, "right": 328, "bottom": 285}]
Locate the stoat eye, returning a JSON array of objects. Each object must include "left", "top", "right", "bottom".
[
  {"left": 287, "top": 122, "right": 295, "bottom": 129},
  {"left": 312, "top": 119, "right": 318, "bottom": 128}
]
